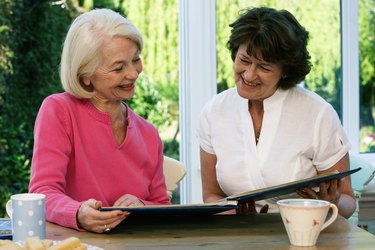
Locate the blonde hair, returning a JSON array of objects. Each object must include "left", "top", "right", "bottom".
[{"left": 60, "top": 9, "right": 143, "bottom": 98}]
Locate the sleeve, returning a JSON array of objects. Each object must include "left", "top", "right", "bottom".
[
  {"left": 312, "top": 104, "right": 351, "bottom": 171},
  {"left": 196, "top": 101, "right": 215, "bottom": 154},
  {"left": 29, "top": 96, "right": 83, "bottom": 231},
  {"left": 141, "top": 134, "right": 171, "bottom": 205}
]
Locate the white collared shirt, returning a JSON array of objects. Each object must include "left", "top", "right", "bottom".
[{"left": 196, "top": 86, "right": 350, "bottom": 212}]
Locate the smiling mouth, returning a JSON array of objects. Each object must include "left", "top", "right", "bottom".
[
  {"left": 241, "top": 77, "right": 260, "bottom": 87},
  {"left": 243, "top": 81, "right": 259, "bottom": 87},
  {"left": 118, "top": 83, "right": 134, "bottom": 89}
]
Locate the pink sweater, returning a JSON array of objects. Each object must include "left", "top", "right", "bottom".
[{"left": 29, "top": 93, "right": 170, "bottom": 230}]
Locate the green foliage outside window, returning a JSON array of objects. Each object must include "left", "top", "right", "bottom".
[
  {"left": 0, "top": 0, "right": 73, "bottom": 217},
  {"left": 359, "top": 0, "right": 375, "bottom": 153}
]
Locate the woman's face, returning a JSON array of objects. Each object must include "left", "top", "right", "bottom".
[
  {"left": 234, "top": 43, "right": 283, "bottom": 101},
  {"left": 85, "top": 36, "right": 143, "bottom": 103}
]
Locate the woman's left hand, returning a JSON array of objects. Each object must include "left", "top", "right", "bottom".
[
  {"left": 296, "top": 179, "right": 341, "bottom": 206},
  {"left": 77, "top": 199, "right": 129, "bottom": 233},
  {"left": 296, "top": 154, "right": 356, "bottom": 218}
]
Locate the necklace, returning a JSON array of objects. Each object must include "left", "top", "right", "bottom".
[
  {"left": 255, "top": 131, "right": 260, "bottom": 143},
  {"left": 248, "top": 100, "right": 263, "bottom": 144}
]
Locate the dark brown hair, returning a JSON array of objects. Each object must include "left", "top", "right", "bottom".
[{"left": 227, "top": 7, "right": 312, "bottom": 89}]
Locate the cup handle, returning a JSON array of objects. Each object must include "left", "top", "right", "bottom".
[
  {"left": 5, "top": 200, "right": 12, "bottom": 219},
  {"left": 320, "top": 203, "right": 338, "bottom": 231}
]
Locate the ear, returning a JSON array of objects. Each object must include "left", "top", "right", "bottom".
[{"left": 82, "top": 77, "right": 91, "bottom": 86}]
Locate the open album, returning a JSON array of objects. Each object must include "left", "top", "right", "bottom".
[{"left": 100, "top": 167, "right": 361, "bottom": 216}]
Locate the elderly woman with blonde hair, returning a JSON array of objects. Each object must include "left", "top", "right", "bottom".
[{"left": 29, "top": 9, "right": 170, "bottom": 233}]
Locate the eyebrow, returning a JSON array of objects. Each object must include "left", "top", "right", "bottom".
[
  {"left": 110, "top": 60, "right": 126, "bottom": 66},
  {"left": 259, "top": 62, "right": 273, "bottom": 67},
  {"left": 239, "top": 53, "right": 273, "bottom": 67},
  {"left": 109, "top": 52, "right": 141, "bottom": 66},
  {"left": 106, "top": 61, "right": 125, "bottom": 70}
]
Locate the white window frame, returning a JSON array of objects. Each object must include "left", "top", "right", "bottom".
[
  {"left": 179, "top": 0, "right": 375, "bottom": 203},
  {"left": 178, "top": 0, "right": 216, "bottom": 203}
]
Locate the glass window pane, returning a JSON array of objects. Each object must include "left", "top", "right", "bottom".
[{"left": 359, "top": 0, "right": 375, "bottom": 153}]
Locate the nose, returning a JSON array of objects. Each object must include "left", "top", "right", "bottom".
[
  {"left": 242, "top": 65, "right": 257, "bottom": 82},
  {"left": 125, "top": 63, "right": 142, "bottom": 80}
]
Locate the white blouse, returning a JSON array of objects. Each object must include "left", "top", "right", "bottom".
[{"left": 196, "top": 86, "right": 351, "bottom": 212}]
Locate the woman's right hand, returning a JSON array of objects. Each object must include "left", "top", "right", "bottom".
[
  {"left": 236, "top": 200, "right": 269, "bottom": 215},
  {"left": 77, "top": 199, "right": 129, "bottom": 233}
]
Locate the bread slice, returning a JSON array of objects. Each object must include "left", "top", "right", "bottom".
[
  {"left": 41, "top": 239, "right": 54, "bottom": 249},
  {"left": 24, "top": 236, "right": 45, "bottom": 250},
  {"left": 48, "top": 237, "right": 81, "bottom": 250},
  {"left": 0, "top": 240, "right": 23, "bottom": 250}
]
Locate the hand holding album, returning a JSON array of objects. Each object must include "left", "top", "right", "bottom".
[{"left": 100, "top": 168, "right": 361, "bottom": 216}]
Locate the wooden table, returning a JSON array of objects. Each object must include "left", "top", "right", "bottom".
[{"left": 46, "top": 214, "right": 375, "bottom": 249}]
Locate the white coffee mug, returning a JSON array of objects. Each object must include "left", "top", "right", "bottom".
[
  {"left": 277, "top": 198, "right": 338, "bottom": 247},
  {"left": 6, "top": 193, "right": 46, "bottom": 242}
]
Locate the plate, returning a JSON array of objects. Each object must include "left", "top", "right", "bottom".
[
  {"left": 16, "top": 240, "right": 104, "bottom": 250},
  {"left": 81, "top": 243, "right": 104, "bottom": 250}
]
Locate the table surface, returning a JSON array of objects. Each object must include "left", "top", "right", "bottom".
[{"left": 46, "top": 214, "right": 375, "bottom": 250}]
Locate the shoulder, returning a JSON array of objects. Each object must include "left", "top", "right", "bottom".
[
  {"left": 202, "top": 88, "right": 241, "bottom": 112},
  {"left": 35, "top": 93, "right": 80, "bottom": 134},
  {"left": 37, "top": 93, "right": 85, "bottom": 126},
  {"left": 199, "top": 88, "right": 248, "bottom": 124},
  {"left": 288, "top": 85, "right": 332, "bottom": 110},
  {"left": 289, "top": 85, "right": 328, "bottom": 104},
  {"left": 41, "top": 92, "right": 79, "bottom": 109},
  {"left": 286, "top": 86, "right": 340, "bottom": 122},
  {"left": 211, "top": 88, "right": 239, "bottom": 103}
]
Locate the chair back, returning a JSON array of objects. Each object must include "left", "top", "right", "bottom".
[{"left": 163, "top": 156, "right": 186, "bottom": 199}]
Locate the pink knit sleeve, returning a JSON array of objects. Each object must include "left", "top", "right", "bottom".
[
  {"left": 142, "top": 135, "right": 171, "bottom": 206},
  {"left": 29, "top": 96, "right": 82, "bottom": 230}
]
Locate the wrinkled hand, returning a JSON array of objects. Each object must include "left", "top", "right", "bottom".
[
  {"left": 113, "top": 194, "right": 145, "bottom": 207},
  {"left": 296, "top": 179, "right": 341, "bottom": 206},
  {"left": 236, "top": 200, "right": 269, "bottom": 215},
  {"left": 77, "top": 199, "right": 129, "bottom": 233}
]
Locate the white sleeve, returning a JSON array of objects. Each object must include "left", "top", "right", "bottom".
[
  {"left": 312, "top": 104, "right": 351, "bottom": 171},
  {"left": 196, "top": 102, "right": 215, "bottom": 154}
]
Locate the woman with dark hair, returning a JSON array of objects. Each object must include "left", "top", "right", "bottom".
[{"left": 196, "top": 7, "right": 355, "bottom": 218}]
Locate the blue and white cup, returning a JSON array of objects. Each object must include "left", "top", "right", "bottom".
[{"left": 6, "top": 193, "right": 46, "bottom": 242}]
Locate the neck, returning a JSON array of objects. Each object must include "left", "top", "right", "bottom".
[
  {"left": 89, "top": 98, "right": 125, "bottom": 121},
  {"left": 248, "top": 99, "right": 264, "bottom": 112}
]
